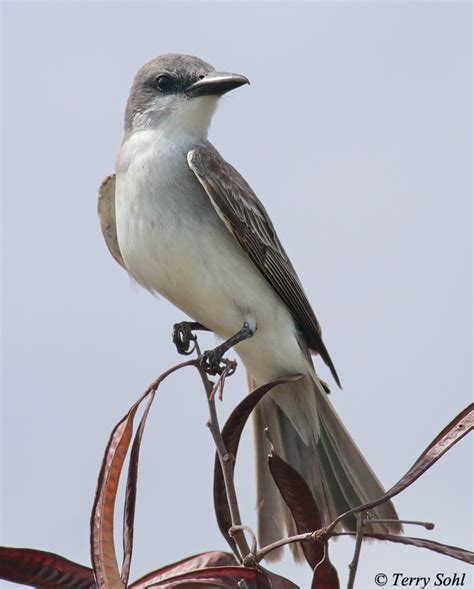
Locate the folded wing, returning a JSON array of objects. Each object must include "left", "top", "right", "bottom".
[{"left": 188, "top": 146, "right": 340, "bottom": 387}]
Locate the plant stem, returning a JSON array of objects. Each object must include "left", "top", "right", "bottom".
[
  {"left": 347, "top": 513, "right": 364, "bottom": 589},
  {"left": 255, "top": 531, "right": 316, "bottom": 562},
  {"left": 196, "top": 365, "right": 251, "bottom": 562}
]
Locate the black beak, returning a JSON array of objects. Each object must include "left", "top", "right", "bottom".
[{"left": 185, "top": 71, "right": 250, "bottom": 97}]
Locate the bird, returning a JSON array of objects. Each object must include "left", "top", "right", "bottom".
[{"left": 98, "top": 53, "right": 401, "bottom": 561}]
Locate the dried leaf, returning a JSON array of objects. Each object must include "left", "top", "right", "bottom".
[
  {"left": 142, "top": 566, "right": 271, "bottom": 588},
  {"left": 0, "top": 547, "right": 95, "bottom": 589},
  {"left": 122, "top": 393, "right": 156, "bottom": 585},
  {"left": 90, "top": 390, "right": 153, "bottom": 589},
  {"left": 268, "top": 447, "right": 323, "bottom": 569},
  {"left": 213, "top": 375, "right": 303, "bottom": 552},
  {"left": 336, "top": 532, "right": 474, "bottom": 565},
  {"left": 129, "top": 552, "right": 237, "bottom": 588},
  {"left": 311, "top": 543, "right": 339, "bottom": 589}
]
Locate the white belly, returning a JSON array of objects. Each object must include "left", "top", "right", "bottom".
[{"left": 115, "top": 131, "right": 307, "bottom": 381}]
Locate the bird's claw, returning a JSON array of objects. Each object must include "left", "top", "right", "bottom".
[
  {"left": 172, "top": 322, "right": 197, "bottom": 356},
  {"left": 199, "top": 349, "right": 225, "bottom": 375},
  {"left": 199, "top": 350, "right": 237, "bottom": 377}
]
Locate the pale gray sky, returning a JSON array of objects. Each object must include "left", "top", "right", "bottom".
[{"left": 1, "top": 2, "right": 472, "bottom": 588}]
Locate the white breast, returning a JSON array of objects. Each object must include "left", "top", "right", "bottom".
[{"left": 114, "top": 130, "right": 307, "bottom": 381}]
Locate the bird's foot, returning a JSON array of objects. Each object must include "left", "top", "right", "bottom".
[
  {"left": 199, "top": 347, "right": 237, "bottom": 377},
  {"left": 198, "top": 321, "right": 255, "bottom": 376},
  {"left": 172, "top": 321, "right": 204, "bottom": 355}
]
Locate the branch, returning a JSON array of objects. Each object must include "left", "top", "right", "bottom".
[
  {"left": 254, "top": 517, "right": 438, "bottom": 565},
  {"left": 255, "top": 532, "right": 316, "bottom": 562},
  {"left": 347, "top": 513, "right": 364, "bottom": 589},
  {"left": 195, "top": 361, "right": 251, "bottom": 562}
]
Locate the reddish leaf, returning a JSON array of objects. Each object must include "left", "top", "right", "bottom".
[
  {"left": 142, "top": 566, "right": 271, "bottom": 588},
  {"left": 131, "top": 554, "right": 297, "bottom": 589},
  {"left": 311, "top": 543, "right": 339, "bottom": 589},
  {"left": 90, "top": 390, "right": 153, "bottom": 588},
  {"left": 118, "top": 360, "right": 195, "bottom": 583},
  {"left": 122, "top": 393, "right": 156, "bottom": 585},
  {"left": 213, "top": 375, "right": 303, "bottom": 552},
  {"left": 383, "top": 403, "right": 473, "bottom": 500},
  {"left": 260, "top": 569, "right": 299, "bottom": 589},
  {"left": 336, "top": 532, "right": 474, "bottom": 565},
  {"left": 330, "top": 404, "right": 473, "bottom": 529},
  {"left": 129, "top": 552, "right": 237, "bottom": 588},
  {"left": 267, "top": 447, "right": 339, "bottom": 586},
  {"left": 0, "top": 547, "right": 95, "bottom": 589},
  {"left": 268, "top": 447, "right": 324, "bottom": 569}
]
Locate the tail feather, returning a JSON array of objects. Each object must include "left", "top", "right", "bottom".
[
  {"left": 252, "top": 388, "right": 297, "bottom": 561},
  {"left": 251, "top": 370, "right": 402, "bottom": 562}
]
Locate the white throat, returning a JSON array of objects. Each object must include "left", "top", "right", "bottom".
[{"left": 131, "top": 95, "right": 219, "bottom": 145}]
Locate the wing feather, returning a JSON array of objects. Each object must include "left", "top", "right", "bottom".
[
  {"left": 97, "top": 174, "right": 126, "bottom": 270},
  {"left": 188, "top": 146, "right": 340, "bottom": 387}
]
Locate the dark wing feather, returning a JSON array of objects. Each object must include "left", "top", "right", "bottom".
[{"left": 188, "top": 146, "right": 340, "bottom": 387}]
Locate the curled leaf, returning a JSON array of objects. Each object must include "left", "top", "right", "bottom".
[
  {"left": 0, "top": 547, "right": 95, "bottom": 589},
  {"left": 122, "top": 393, "right": 156, "bottom": 585},
  {"left": 90, "top": 390, "right": 153, "bottom": 589}
]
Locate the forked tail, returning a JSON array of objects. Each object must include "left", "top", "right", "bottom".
[{"left": 251, "top": 372, "right": 402, "bottom": 562}]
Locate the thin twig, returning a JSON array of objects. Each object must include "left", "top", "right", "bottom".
[
  {"left": 347, "top": 513, "right": 364, "bottom": 589},
  {"left": 146, "top": 359, "right": 198, "bottom": 396},
  {"left": 195, "top": 363, "right": 251, "bottom": 562},
  {"left": 230, "top": 525, "right": 258, "bottom": 556},
  {"left": 174, "top": 332, "right": 251, "bottom": 561},
  {"left": 324, "top": 494, "right": 397, "bottom": 538},
  {"left": 253, "top": 514, "right": 438, "bottom": 567},
  {"left": 230, "top": 525, "right": 258, "bottom": 567},
  {"left": 255, "top": 531, "right": 316, "bottom": 562},
  {"left": 363, "top": 518, "right": 435, "bottom": 530}
]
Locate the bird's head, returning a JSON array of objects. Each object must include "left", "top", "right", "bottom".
[{"left": 124, "top": 54, "right": 249, "bottom": 140}]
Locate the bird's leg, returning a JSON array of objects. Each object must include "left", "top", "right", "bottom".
[
  {"left": 172, "top": 321, "right": 210, "bottom": 356},
  {"left": 200, "top": 322, "right": 256, "bottom": 376}
]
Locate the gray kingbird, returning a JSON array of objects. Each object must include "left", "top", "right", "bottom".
[{"left": 98, "top": 54, "right": 401, "bottom": 561}]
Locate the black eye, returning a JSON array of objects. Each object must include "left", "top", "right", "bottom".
[{"left": 155, "top": 74, "right": 174, "bottom": 92}]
